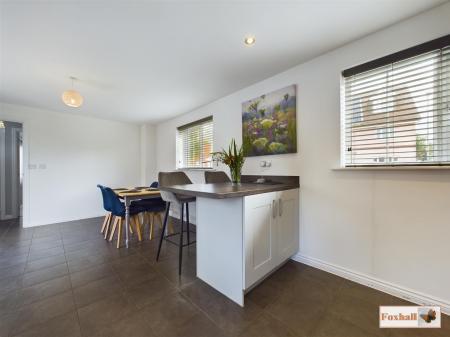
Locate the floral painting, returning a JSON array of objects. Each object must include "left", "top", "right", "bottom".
[{"left": 242, "top": 85, "right": 297, "bottom": 156}]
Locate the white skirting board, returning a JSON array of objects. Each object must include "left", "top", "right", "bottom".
[{"left": 292, "top": 253, "right": 450, "bottom": 315}]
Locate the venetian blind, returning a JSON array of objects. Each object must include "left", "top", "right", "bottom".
[
  {"left": 177, "top": 116, "right": 213, "bottom": 169},
  {"left": 342, "top": 35, "right": 450, "bottom": 167}
]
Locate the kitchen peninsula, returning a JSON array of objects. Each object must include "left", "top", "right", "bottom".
[{"left": 160, "top": 175, "right": 299, "bottom": 306}]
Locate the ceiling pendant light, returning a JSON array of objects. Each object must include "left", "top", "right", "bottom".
[{"left": 62, "top": 76, "right": 83, "bottom": 108}]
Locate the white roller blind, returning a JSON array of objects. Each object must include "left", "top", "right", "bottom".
[
  {"left": 177, "top": 117, "right": 213, "bottom": 169},
  {"left": 342, "top": 43, "right": 450, "bottom": 167}
]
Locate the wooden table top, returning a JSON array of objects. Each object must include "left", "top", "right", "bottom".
[{"left": 113, "top": 187, "right": 160, "bottom": 197}]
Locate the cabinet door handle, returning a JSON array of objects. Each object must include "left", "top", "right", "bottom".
[
  {"left": 272, "top": 200, "right": 277, "bottom": 218},
  {"left": 279, "top": 199, "right": 282, "bottom": 216}
]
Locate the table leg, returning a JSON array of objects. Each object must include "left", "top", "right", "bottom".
[{"left": 125, "top": 198, "right": 130, "bottom": 248}]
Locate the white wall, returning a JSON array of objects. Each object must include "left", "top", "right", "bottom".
[
  {"left": 0, "top": 102, "right": 141, "bottom": 227},
  {"left": 140, "top": 123, "right": 158, "bottom": 185},
  {"left": 154, "top": 3, "right": 450, "bottom": 308}
]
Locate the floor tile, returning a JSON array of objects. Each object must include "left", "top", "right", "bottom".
[
  {"left": 263, "top": 276, "right": 332, "bottom": 337},
  {"left": 0, "top": 275, "right": 23, "bottom": 297},
  {"left": 235, "top": 313, "right": 298, "bottom": 337},
  {"left": 73, "top": 275, "right": 123, "bottom": 308},
  {"left": 10, "top": 311, "right": 81, "bottom": 337},
  {"left": 86, "top": 310, "right": 156, "bottom": 337},
  {"left": 153, "top": 253, "right": 197, "bottom": 288},
  {"left": 312, "top": 311, "right": 382, "bottom": 337},
  {"left": 122, "top": 273, "right": 176, "bottom": 309},
  {"left": 113, "top": 259, "right": 159, "bottom": 286},
  {"left": 10, "top": 291, "right": 75, "bottom": 335},
  {"left": 140, "top": 292, "right": 200, "bottom": 333},
  {"left": 24, "top": 254, "right": 66, "bottom": 273},
  {"left": 27, "top": 246, "right": 65, "bottom": 262},
  {"left": 0, "top": 290, "right": 19, "bottom": 316},
  {"left": 77, "top": 294, "right": 136, "bottom": 336},
  {"left": 65, "top": 248, "right": 98, "bottom": 262},
  {"left": 181, "top": 279, "right": 263, "bottom": 335},
  {"left": 30, "top": 234, "right": 62, "bottom": 246},
  {"left": 0, "top": 254, "right": 28, "bottom": 269},
  {"left": 67, "top": 254, "right": 110, "bottom": 273},
  {"left": 22, "top": 263, "right": 69, "bottom": 288},
  {"left": 246, "top": 268, "right": 292, "bottom": 309},
  {"left": 63, "top": 238, "right": 108, "bottom": 253},
  {"left": 28, "top": 240, "right": 63, "bottom": 253},
  {"left": 0, "top": 245, "right": 30, "bottom": 258},
  {"left": 0, "top": 263, "right": 26, "bottom": 281},
  {"left": 70, "top": 263, "right": 115, "bottom": 288},
  {"left": 15, "top": 275, "right": 72, "bottom": 308},
  {"left": 388, "top": 328, "right": 450, "bottom": 337},
  {"left": 152, "top": 312, "right": 227, "bottom": 337},
  {"left": 0, "top": 311, "right": 20, "bottom": 337}
]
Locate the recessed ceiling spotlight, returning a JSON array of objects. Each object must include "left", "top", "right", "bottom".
[{"left": 244, "top": 36, "right": 256, "bottom": 46}]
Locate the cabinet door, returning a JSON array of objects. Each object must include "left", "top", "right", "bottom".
[
  {"left": 276, "top": 189, "right": 299, "bottom": 264},
  {"left": 244, "top": 192, "right": 277, "bottom": 289}
]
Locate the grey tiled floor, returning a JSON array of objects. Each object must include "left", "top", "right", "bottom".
[{"left": 0, "top": 217, "right": 448, "bottom": 337}]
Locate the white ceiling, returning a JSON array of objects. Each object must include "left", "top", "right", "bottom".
[{"left": 0, "top": 0, "right": 447, "bottom": 124}]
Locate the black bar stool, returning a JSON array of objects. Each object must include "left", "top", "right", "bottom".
[{"left": 156, "top": 171, "right": 196, "bottom": 275}]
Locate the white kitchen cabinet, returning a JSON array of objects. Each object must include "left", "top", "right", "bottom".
[
  {"left": 244, "top": 188, "right": 299, "bottom": 289},
  {"left": 194, "top": 184, "right": 299, "bottom": 306},
  {"left": 276, "top": 188, "right": 300, "bottom": 264},
  {"left": 244, "top": 191, "right": 277, "bottom": 289}
]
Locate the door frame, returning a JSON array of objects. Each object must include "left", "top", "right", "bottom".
[
  {"left": 0, "top": 116, "right": 29, "bottom": 227},
  {"left": 0, "top": 127, "right": 6, "bottom": 219}
]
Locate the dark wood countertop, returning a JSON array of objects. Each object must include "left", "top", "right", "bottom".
[{"left": 159, "top": 182, "right": 299, "bottom": 199}]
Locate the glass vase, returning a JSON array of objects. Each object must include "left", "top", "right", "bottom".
[{"left": 230, "top": 166, "right": 241, "bottom": 184}]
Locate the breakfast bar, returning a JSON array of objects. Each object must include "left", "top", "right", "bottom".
[{"left": 160, "top": 175, "right": 299, "bottom": 306}]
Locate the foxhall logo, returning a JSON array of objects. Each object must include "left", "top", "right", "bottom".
[{"left": 379, "top": 306, "right": 441, "bottom": 328}]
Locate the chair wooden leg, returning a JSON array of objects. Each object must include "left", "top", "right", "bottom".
[
  {"left": 109, "top": 216, "right": 119, "bottom": 242},
  {"left": 101, "top": 212, "right": 111, "bottom": 233},
  {"left": 149, "top": 213, "right": 154, "bottom": 240},
  {"left": 132, "top": 215, "right": 142, "bottom": 242},
  {"left": 157, "top": 212, "right": 163, "bottom": 229},
  {"left": 117, "top": 217, "right": 123, "bottom": 249},
  {"left": 136, "top": 215, "right": 143, "bottom": 241},
  {"left": 129, "top": 219, "right": 134, "bottom": 234},
  {"left": 104, "top": 214, "right": 113, "bottom": 239}
]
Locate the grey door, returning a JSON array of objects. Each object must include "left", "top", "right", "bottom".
[{"left": 0, "top": 121, "right": 22, "bottom": 220}]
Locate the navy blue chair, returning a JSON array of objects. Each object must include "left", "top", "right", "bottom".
[
  {"left": 103, "top": 187, "right": 144, "bottom": 248},
  {"left": 145, "top": 199, "right": 167, "bottom": 240},
  {"left": 97, "top": 185, "right": 113, "bottom": 238},
  {"left": 134, "top": 181, "right": 168, "bottom": 240}
]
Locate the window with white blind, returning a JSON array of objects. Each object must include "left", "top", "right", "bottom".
[
  {"left": 342, "top": 35, "right": 450, "bottom": 167},
  {"left": 176, "top": 116, "right": 213, "bottom": 169}
]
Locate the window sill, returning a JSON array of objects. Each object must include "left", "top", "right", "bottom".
[
  {"left": 333, "top": 166, "right": 450, "bottom": 171},
  {"left": 177, "top": 167, "right": 214, "bottom": 171}
]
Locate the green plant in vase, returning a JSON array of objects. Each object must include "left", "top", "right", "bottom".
[{"left": 212, "top": 139, "right": 245, "bottom": 184}]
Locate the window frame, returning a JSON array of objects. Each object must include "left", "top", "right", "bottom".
[
  {"left": 341, "top": 34, "right": 450, "bottom": 168},
  {"left": 176, "top": 116, "right": 214, "bottom": 170}
]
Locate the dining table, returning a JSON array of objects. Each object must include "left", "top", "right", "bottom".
[{"left": 114, "top": 187, "right": 161, "bottom": 248}]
